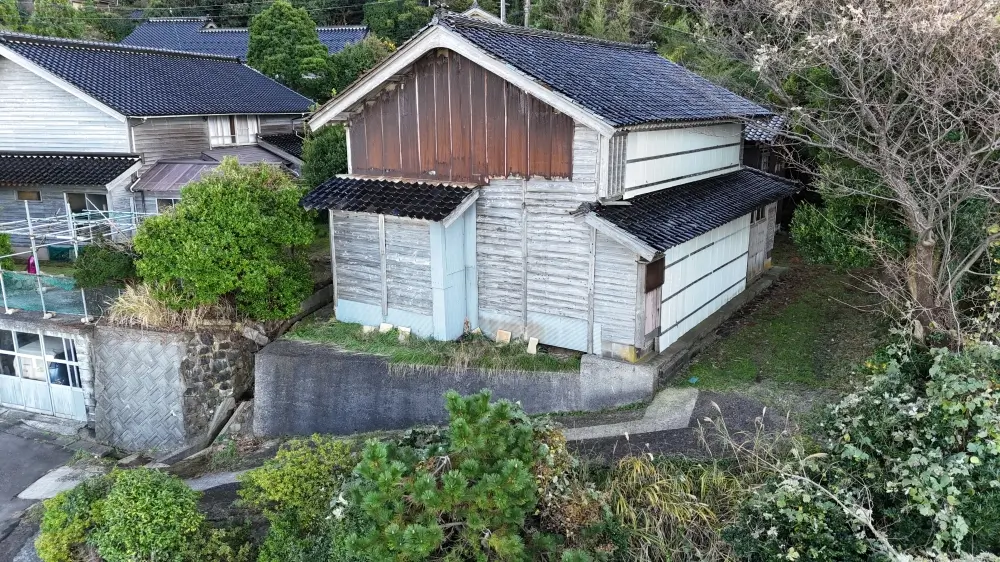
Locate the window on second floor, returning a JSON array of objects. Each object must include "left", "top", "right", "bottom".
[{"left": 208, "top": 115, "right": 259, "bottom": 147}]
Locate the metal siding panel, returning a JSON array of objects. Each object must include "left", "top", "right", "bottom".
[
  {"left": 258, "top": 116, "right": 294, "bottom": 135},
  {"left": 624, "top": 123, "right": 742, "bottom": 192},
  {"left": 485, "top": 72, "right": 507, "bottom": 177},
  {"left": 0, "top": 376, "right": 22, "bottom": 407},
  {"left": 381, "top": 87, "right": 402, "bottom": 173},
  {"left": 572, "top": 125, "right": 599, "bottom": 184},
  {"left": 593, "top": 233, "right": 638, "bottom": 346},
  {"left": 476, "top": 179, "right": 524, "bottom": 335},
  {"left": 398, "top": 73, "right": 420, "bottom": 177},
  {"left": 0, "top": 59, "right": 128, "bottom": 153},
  {"left": 384, "top": 216, "right": 433, "bottom": 315},
  {"left": 332, "top": 212, "right": 382, "bottom": 306}
]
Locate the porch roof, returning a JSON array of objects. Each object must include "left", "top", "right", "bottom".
[
  {"left": 586, "top": 168, "right": 800, "bottom": 255},
  {"left": 0, "top": 152, "right": 142, "bottom": 187},
  {"left": 301, "top": 176, "right": 479, "bottom": 222}
]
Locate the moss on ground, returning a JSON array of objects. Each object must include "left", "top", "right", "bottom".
[
  {"left": 679, "top": 234, "right": 885, "bottom": 397},
  {"left": 286, "top": 319, "right": 581, "bottom": 372}
]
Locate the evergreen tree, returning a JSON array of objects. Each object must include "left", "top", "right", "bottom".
[
  {"left": 362, "top": 0, "right": 432, "bottom": 46},
  {"left": 581, "top": 0, "right": 607, "bottom": 39},
  {"left": 301, "top": 125, "right": 347, "bottom": 188},
  {"left": 605, "top": 0, "right": 632, "bottom": 42},
  {"left": 0, "top": 0, "right": 19, "bottom": 30},
  {"left": 326, "top": 34, "right": 394, "bottom": 96},
  {"left": 27, "top": 0, "right": 85, "bottom": 38},
  {"left": 248, "top": 0, "right": 329, "bottom": 100}
]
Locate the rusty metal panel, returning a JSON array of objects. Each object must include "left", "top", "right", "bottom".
[
  {"left": 381, "top": 87, "right": 402, "bottom": 173},
  {"left": 332, "top": 212, "right": 382, "bottom": 306},
  {"left": 416, "top": 62, "right": 437, "bottom": 178},
  {"left": 384, "top": 216, "right": 433, "bottom": 314},
  {"left": 348, "top": 113, "right": 368, "bottom": 174},
  {"left": 365, "top": 101, "right": 384, "bottom": 172},
  {"left": 506, "top": 86, "right": 528, "bottom": 177},
  {"left": 451, "top": 53, "right": 472, "bottom": 182},
  {"left": 398, "top": 74, "right": 420, "bottom": 176},
  {"left": 434, "top": 52, "right": 452, "bottom": 179},
  {"left": 470, "top": 64, "right": 488, "bottom": 180},
  {"left": 593, "top": 233, "right": 638, "bottom": 347},
  {"left": 486, "top": 72, "right": 507, "bottom": 178},
  {"left": 528, "top": 97, "right": 551, "bottom": 177},
  {"left": 549, "top": 112, "right": 574, "bottom": 179}
]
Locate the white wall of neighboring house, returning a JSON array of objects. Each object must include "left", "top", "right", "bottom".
[
  {"left": 0, "top": 57, "right": 129, "bottom": 153},
  {"left": 621, "top": 122, "right": 742, "bottom": 199}
]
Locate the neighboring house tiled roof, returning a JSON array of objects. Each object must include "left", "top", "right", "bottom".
[
  {"left": 0, "top": 32, "right": 313, "bottom": 117},
  {"left": 439, "top": 14, "right": 769, "bottom": 127},
  {"left": 259, "top": 134, "right": 304, "bottom": 159},
  {"left": 301, "top": 176, "right": 477, "bottom": 221},
  {"left": 134, "top": 146, "right": 298, "bottom": 193},
  {"left": 121, "top": 18, "right": 368, "bottom": 59},
  {"left": 591, "top": 168, "right": 799, "bottom": 252},
  {"left": 744, "top": 115, "right": 786, "bottom": 143},
  {"left": 0, "top": 152, "right": 141, "bottom": 187}
]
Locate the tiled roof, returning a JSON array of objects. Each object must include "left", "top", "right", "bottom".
[
  {"left": 301, "top": 176, "right": 477, "bottom": 221},
  {"left": 135, "top": 146, "right": 298, "bottom": 192},
  {"left": 259, "top": 134, "right": 304, "bottom": 159},
  {"left": 439, "top": 14, "right": 769, "bottom": 127},
  {"left": 122, "top": 19, "right": 368, "bottom": 59},
  {"left": 0, "top": 32, "right": 313, "bottom": 117},
  {"left": 744, "top": 115, "right": 786, "bottom": 143},
  {"left": 591, "top": 168, "right": 800, "bottom": 252},
  {"left": 0, "top": 152, "right": 140, "bottom": 187}
]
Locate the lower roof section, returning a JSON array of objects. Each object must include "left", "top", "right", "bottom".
[
  {"left": 586, "top": 168, "right": 800, "bottom": 257},
  {"left": 133, "top": 145, "right": 297, "bottom": 193},
  {"left": 301, "top": 176, "right": 480, "bottom": 222},
  {"left": 0, "top": 152, "right": 142, "bottom": 187}
]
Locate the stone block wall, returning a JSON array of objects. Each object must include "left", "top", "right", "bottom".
[{"left": 94, "top": 325, "right": 258, "bottom": 452}]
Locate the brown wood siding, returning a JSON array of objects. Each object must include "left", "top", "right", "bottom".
[{"left": 348, "top": 49, "right": 574, "bottom": 183}]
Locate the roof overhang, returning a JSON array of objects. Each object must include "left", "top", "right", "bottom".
[
  {"left": 0, "top": 43, "right": 127, "bottom": 123},
  {"left": 257, "top": 138, "right": 304, "bottom": 166},
  {"left": 307, "top": 25, "right": 616, "bottom": 137}
]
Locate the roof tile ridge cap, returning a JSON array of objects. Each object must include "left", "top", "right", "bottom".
[
  {"left": 441, "top": 13, "right": 652, "bottom": 51},
  {"left": 147, "top": 16, "right": 211, "bottom": 21},
  {"left": 0, "top": 31, "right": 241, "bottom": 61},
  {"left": 316, "top": 25, "right": 369, "bottom": 30}
]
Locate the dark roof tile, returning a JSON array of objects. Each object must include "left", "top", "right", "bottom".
[
  {"left": 592, "top": 168, "right": 799, "bottom": 251},
  {"left": 301, "top": 176, "right": 477, "bottom": 221},
  {"left": 744, "top": 115, "right": 786, "bottom": 143},
  {"left": 0, "top": 152, "right": 140, "bottom": 187},
  {"left": 0, "top": 31, "right": 313, "bottom": 117},
  {"left": 259, "top": 133, "right": 304, "bottom": 159},
  {"left": 122, "top": 19, "right": 368, "bottom": 60},
  {"left": 440, "top": 14, "right": 768, "bottom": 127}
]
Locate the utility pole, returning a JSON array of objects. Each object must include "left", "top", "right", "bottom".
[
  {"left": 500, "top": 0, "right": 505, "bottom": 23},
  {"left": 524, "top": 0, "right": 529, "bottom": 26}
]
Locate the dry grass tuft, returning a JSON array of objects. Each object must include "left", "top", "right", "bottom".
[{"left": 106, "top": 283, "right": 239, "bottom": 330}]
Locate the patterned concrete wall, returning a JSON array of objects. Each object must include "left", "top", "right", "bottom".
[{"left": 94, "top": 327, "right": 188, "bottom": 452}]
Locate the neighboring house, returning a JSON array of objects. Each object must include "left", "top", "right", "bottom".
[
  {"left": 744, "top": 115, "right": 788, "bottom": 177},
  {"left": 461, "top": 1, "right": 505, "bottom": 23},
  {"left": 0, "top": 31, "right": 312, "bottom": 250},
  {"left": 121, "top": 17, "right": 369, "bottom": 60},
  {"left": 303, "top": 13, "right": 799, "bottom": 360}
]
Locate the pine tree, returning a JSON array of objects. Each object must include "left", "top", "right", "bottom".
[
  {"left": 605, "top": 0, "right": 633, "bottom": 42},
  {"left": 247, "top": 0, "right": 329, "bottom": 99},
  {"left": 581, "top": 0, "right": 607, "bottom": 39}
]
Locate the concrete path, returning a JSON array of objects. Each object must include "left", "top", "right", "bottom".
[{"left": 564, "top": 387, "right": 699, "bottom": 441}]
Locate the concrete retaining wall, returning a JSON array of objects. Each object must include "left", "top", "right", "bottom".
[{"left": 253, "top": 340, "right": 656, "bottom": 437}]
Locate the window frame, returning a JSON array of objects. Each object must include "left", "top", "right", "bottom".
[
  {"left": 16, "top": 190, "right": 41, "bottom": 202},
  {"left": 208, "top": 115, "right": 260, "bottom": 147},
  {"left": 0, "top": 329, "right": 83, "bottom": 388}
]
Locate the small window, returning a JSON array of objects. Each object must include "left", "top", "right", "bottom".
[
  {"left": 208, "top": 115, "right": 259, "bottom": 147},
  {"left": 16, "top": 190, "right": 41, "bottom": 202},
  {"left": 751, "top": 205, "right": 767, "bottom": 223},
  {"left": 156, "top": 198, "right": 180, "bottom": 213}
]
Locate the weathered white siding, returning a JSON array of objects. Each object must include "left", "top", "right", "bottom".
[
  {"left": 476, "top": 124, "right": 600, "bottom": 351},
  {"left": 623, "top": 122, "right": 742, "bottom": 198},
  {"left": 593, "top": 233, "right": 638, "bottom": 350},
  {"left": 258, "top": 116, "right": 296, "bottom": 135},
  {"left": 130, "top": 117, "right": 210, "bottom": 173},
  {"left": 332, "top": 212, "right": 382, "bottom": 306},
  {"left": 385, "top": 216, "right": 432, "bottom": 315},
  {"left": 747, "top": 201, "right": 779, "bottom": 281},
  {"left": 659, "top": 214, "right": 750, "bottom": 349},
  {"left": 0, "top": 58, "right": 127, "bottom": 153}
]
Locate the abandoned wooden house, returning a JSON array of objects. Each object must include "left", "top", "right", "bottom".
[{"left": 303, "top": 13, "right": 799, "bottom": 361}]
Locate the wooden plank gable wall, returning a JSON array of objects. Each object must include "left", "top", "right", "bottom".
[{"left": 348, "top": 49, "right": 575, "bottom": 182}]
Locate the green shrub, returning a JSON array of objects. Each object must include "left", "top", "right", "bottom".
[
  {"left": 344, "top": 390, "right": 545, "bottom": 561},
  {"left": 301, "top": 124, "right": 347, "bottom": 188},
  {"left": 92, "top": 469, "right": 205, "bottom": 562},
  {"left": 791, "top": 196, "right": 909, "bottom": 270},
  {"left": 239, "top": 435, "right": 355, "bottom": 562},
  {"left": 0, "top": 233, "right": 13, "bottom": 270},
  {"left": 74, "top": 243, "right": 136, "bottom": 288},
  {"left": 36, "top": 474, "right": 114, "bottom": 562},
  {"left": 824, "top": 346, "right": 1000, "bottom": 552},
  {"left": 133, "top": 158, "right": 314, "bottom": 320},
  {"left": 724, "top": 476, "right": 871, "bottom": 562}
]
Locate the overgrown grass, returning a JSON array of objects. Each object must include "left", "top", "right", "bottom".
[
  {"left": 286, "top": 318, "right": 582, "bottom": 372},
  {"left": 681, "top": 236, "right": 885, "bottom": 393}
]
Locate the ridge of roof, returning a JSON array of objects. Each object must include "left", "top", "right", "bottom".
[
  {"left": 146, "top": 16, "right": 211, "bottom": 22},
  {"left": 0, "top": 151, "right": 141, "bottom": 159},
  {"left": 0, "top": 30, "right": 240, "bottom": 62},
  {"left": 438, "top": 12, "right": 655, "bottom": 52}
]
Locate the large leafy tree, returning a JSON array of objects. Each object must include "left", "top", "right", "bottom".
[
  {"left": 362, "top": 0, "right": 432, "bottom": 46},
  {"left": 326, "top": 33, "right": 394, "bottom": 95},
  {"left": 133, "top": 158, "right": 314, "bottom": 320},
  {"left": 697, "top": 0, "right": 1000, "bottom": 334},
  {"left": 27, "top": 0, "right": 85, "bottom": 38},
  {"left": 301, "top": 124, "right": 347, "bottom": 188},
  {"left": 0, "top": 0, "right": 19, "bottom": 30},
  {"left": 248, "top": 0, "right": 329, "bottom": 100}
]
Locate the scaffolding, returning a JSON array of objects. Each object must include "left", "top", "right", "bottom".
[{"left": 0, "top": 200, "right": 154, "bottom": 320}]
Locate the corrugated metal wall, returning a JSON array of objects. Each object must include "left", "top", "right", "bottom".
[
  {"left": 0, "top": 58, "right": 128, "bottom": 153},
  {"left": 624, "top": 123, "right": 742, "bottom": 198},
  {"left": 659, "top": 214, "right": 751, "bottom": 349},
  {"left": 385, "top": 216, "right": 433, "bottom": 315},
  {"left": 593, "top": 233, "right": 638, "bottom": 350}
]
